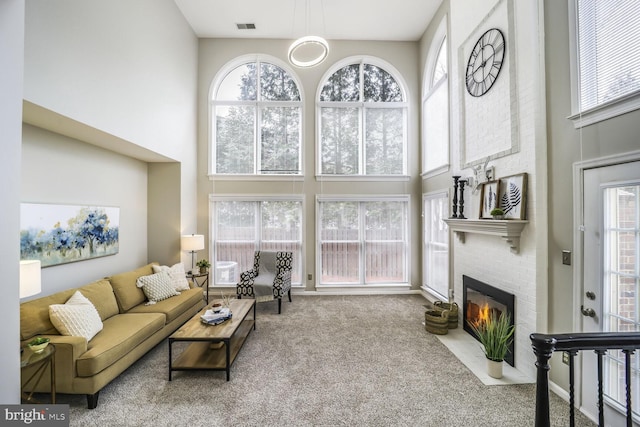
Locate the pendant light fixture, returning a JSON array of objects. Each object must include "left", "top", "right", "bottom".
[{"left": 288, "top": 0, "right": 329, "bottom": 67}]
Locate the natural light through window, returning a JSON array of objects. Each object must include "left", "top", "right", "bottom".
[
  {"left": 571, "top": 0, "right": 640, "bottom": 126},
  {"left": 317, "top": 196, "right": 409, "bottom": 286},
  {"left": 318, "top": 59, "right": 408, "bottom": 178},
  {"left": 422, "top": 19, "right": 449, "bottom": 176},
  {"left": 210, "top": 196, "right": 303, "bottom": 285},
  {"left": 423, "top": 192, "right": 449, "bottom": 299},
  {"left": 211, "top": 57, "right": 302, "bottom": 176}
]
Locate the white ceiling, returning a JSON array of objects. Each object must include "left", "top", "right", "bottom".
[{"left": 174, "top": 0, "right": 443, "bottom": 41}]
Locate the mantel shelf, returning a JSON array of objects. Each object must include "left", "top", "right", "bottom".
[{"left": 443, "top": 218, "right": 529, "bottom": 254}]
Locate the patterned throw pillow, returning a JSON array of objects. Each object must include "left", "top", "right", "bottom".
[
  {"left": 136, "top": 271, "right": 180, "bottom": 305},
  {"left": 152, "top": 263, "right": 190, "bottom": 291},
  {"left": 49, "top": 291, "right": 104, "bottom": 341}
]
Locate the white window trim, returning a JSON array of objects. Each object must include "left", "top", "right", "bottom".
[
  {"left": 421, "top": 190, "right": 450, "bottom": 301},
  {"left": 421, "top": 16, "right": 450, "bottom": 177},
  {"left": 209, "top": 193, "right": 305, "bottom": 287},
  {"left": 315, "top": 194, "right": 411, "bottom": 288},
  {"left": 567, "top": 1, "right": 640, "bottom": 129},
  {"left": 208, "top": 54, "right": 305, "bottom": 177},
  {"left": 315, "top": 56, "right": 410, "bottom": 179}
]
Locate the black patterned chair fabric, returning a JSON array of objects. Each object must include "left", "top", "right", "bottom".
[{"left": 236, "top": 251, "right": 293, "bottom": 314}]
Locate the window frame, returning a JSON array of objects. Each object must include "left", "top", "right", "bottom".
[
  {"left": 422, "top": 190, "right": 450, "bottom": 301},
  {"left": 209, "top": 54, "right": 305, "bottom": 180},
  {"left": 568, "top": 0, "right": 640, "bottom": 128},
  {"left": 315, "top": 194, "right": 411, "bottom": 289},
  {"left": 422, "top": 16, "right": 450, "bottom": 178},
  {"left": 316, "top": 56, "right": 410, "bottom": 181},
  {"left": 209, "top": 193, "right": 304, "bottom": 286}
]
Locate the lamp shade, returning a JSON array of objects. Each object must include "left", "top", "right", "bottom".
[
  {"left": 20, "top": 260, "right": 42, "bottom": 298},
  {"left": 181, "top": 234, "right": 204, "bottom": 251}
]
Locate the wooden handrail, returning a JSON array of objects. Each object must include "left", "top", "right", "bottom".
[{"left": 530, "top": 332, "right": 640, "bottom": 427}]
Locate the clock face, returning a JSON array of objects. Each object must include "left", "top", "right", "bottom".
[{"left": 465, "top": 28, "right": 505, "bottom": 97}]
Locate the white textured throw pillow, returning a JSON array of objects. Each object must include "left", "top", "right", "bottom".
[
  {"left": 136, "top": 271, "right": 180, "bottom": 305},
  {"left": 152, "top": 263, "right": 190, "bottom": 291},
  {"left": 49, "top": 290, "right": 104, "bottom": 341}
]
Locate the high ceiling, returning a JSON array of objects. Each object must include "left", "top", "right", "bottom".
[{"left": 174, "top": 0, "right": 443, "bottom": 41}]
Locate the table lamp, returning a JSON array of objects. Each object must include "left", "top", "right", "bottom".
[
  {"left": 20, "top": 260, "right": 42, "bottom": 299},
  {"left": 181, "top": 234, "right": 204, "bottom": 273}
]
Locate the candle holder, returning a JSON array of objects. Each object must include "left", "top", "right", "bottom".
[
  {"left": 458, "top": 179, "right": 467, "bottom": 219},
  {"left": 451, "top": 176, "right": 461, "bottom": 218}
]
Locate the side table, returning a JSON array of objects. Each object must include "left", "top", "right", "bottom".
[
  {"left": 187, "top": 272, "right": 210, "bottom": 303},
  {"left": 21, "top": 344, "right": 56, "bottom": 404}
]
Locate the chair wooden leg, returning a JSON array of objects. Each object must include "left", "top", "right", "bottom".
[
  {"left": 288, "top": 289, "right": 292, "bottom": 302},
  {"left": 278, "top": 298, "right": 282, "bottom": 314}
]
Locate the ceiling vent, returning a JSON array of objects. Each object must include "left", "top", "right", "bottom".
[{"left": 236, "top": 23, "right": 256, "bottom": 30}]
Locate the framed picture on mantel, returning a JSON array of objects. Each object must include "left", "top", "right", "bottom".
[
  {"left": 498, "top": 173, "right": 527, "bottom": 220},
  {"left": 479, "top": 180, "right": 500, "bottom": 219}
]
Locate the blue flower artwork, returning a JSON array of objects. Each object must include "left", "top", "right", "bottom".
[{"left": 20, "top": 203, "right": 119, "bottom": 267}]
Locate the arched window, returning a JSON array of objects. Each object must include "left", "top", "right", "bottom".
[
  {"left": 210, "top": 56, "right": 303, "bottom": 176},
  {"left": 317, "top": 58, "right": 408, "bottom": 177},
  {"left": 422, "top": 18, "right": 449, "bottom": 176}
]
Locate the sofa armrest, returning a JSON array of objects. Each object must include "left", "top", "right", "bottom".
[{"left": 47, "top": 335, "right": 88, "bottom": 381}]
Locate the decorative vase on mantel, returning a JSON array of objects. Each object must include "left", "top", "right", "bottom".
[{"left": 487, "top": 358, "right": 503, "bottom": 379}]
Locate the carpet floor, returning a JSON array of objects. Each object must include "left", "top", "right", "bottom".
[{"left": 56, "top": 294, "right": 594, "bottom": 426}]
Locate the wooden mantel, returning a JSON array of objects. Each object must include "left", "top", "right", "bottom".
[{"left": 443, "top": 218, "right": 529, "bottom": 254}]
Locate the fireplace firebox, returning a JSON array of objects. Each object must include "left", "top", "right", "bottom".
[{"left": 463, "top": 275, "right": 515, "bottom": 366}]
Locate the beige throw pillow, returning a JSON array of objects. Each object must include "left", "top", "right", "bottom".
[
  {"left": 49, "top": 290, "right": 104, "bottom": 342},
  {"left": 152, "top": 263, "right": 190, "bottom": 291},
  {"left": 136, "top": 271, "right": 180, "bottom": 305}
]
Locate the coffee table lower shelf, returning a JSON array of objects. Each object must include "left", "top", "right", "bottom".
[{"left": 169, "top": 299, "right": 256, "bottom": 381}]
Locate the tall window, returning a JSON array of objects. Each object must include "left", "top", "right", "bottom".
[
  {"left": 317, "top": 196, "right": 409, "bottom": 286},
  {"left": 318, "top": 58, "right": 408, "bottom": 177},
  {"left": 422, "top": 18, "right": 449, "bottom": 176},
  {"left": 423, "top": 192, "right": 449, "bottom": 300},
  {"left": 211, "top": 57, "right": 303, "bottom": 175},
  {"left": 210, "top": 196, "right": 303, "bottom": 285},
  {"left": 571, "top": 0, "right": 640, "bottom": 126}
]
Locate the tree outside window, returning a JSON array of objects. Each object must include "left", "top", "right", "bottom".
[
  {"left": 212, "top": 59, "right": 302, "bottom": 175},
  {"left": 318, "top": 59, "right": 407, "bottom": 177}
]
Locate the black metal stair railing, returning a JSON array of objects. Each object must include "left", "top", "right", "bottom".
[{"left": 530, "top": 332, "right": 640, "bottom": 427}]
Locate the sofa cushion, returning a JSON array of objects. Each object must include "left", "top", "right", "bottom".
[
  {"left": 152, "top": 263, "right": 190, "bottom": 291},
  {"left": 20, "top": 288, "right": 76, "bottom": 341},
  {"left": 77, "top": 279, "right": 119, "bottom": 321},
  {"left": 49, "top": 291, "right": 104, "bottom": 342},
  {"left": 76, "top": 313, "right": 165, "bottom": 377},
  {"left": 108, "top": 263, "right": 157, "bottom": 312},
  {"left": 127, "top": 287, "right": 203, "bottom": 324},
  {"left": 136, "top": 271, "right": 180, "bottom": 304}
]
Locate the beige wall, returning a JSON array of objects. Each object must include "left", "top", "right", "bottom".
[
  {"left": 21, "top": 125, "right": 149, "bottom": 294},
  {"left": 198, "top": 38, "right": 422, "bottom": 290},
  {"left": 22, "top": 0, "right": 200, "bottom": 272},
  {"left": 544, "top": 0, "right": 640, "bottom": 387},
  {"left": 1, "top": 0, "right": 25, "bottom": 406}
]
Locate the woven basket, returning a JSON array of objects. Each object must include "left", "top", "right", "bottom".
[
  {"left": 424, "top": 309, "right": 450, "bottom": 335},
  {"left": 433, "top": 301, "right": 459, "bottom": 329}
]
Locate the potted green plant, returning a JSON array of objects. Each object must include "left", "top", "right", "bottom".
[
  {"left": 467, "top": 311, "right": 515, "bottom": 379},
  {"left": 196, "top": 259, "right": 211, "bottom": 274},
  {"left": 27, "top": 336, "right": 50, "bottom": 353},
  {"left": 490, "top": 207, "right": 505, "bottom": 220}
]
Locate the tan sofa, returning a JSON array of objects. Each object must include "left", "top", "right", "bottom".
[{"left": 20, "top": 262, "right": 205, "bottom": 409}]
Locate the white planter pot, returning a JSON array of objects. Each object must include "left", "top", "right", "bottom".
[{"left": 487, "top": 359, "right": 503, "bottom": 379}]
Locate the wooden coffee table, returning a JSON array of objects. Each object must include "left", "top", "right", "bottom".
[{"left": 168, "top": 298, "right": 256, "bottom": 381}]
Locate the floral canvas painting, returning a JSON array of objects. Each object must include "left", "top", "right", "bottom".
[{"left": 20, "top": 203, "right": 119, "bottom": 267}]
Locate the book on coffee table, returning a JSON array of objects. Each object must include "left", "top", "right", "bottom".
[{"left": 201, "top": 307, "right": 232, "bottom": 325}]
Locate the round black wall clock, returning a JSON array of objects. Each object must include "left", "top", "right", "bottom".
[{"left": 465, "top": 28, "right": 505, "bottom": 97}]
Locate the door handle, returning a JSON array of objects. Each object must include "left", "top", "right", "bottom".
[{"left": 581, "top": 305, "right": 596, "bottom": 317}]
